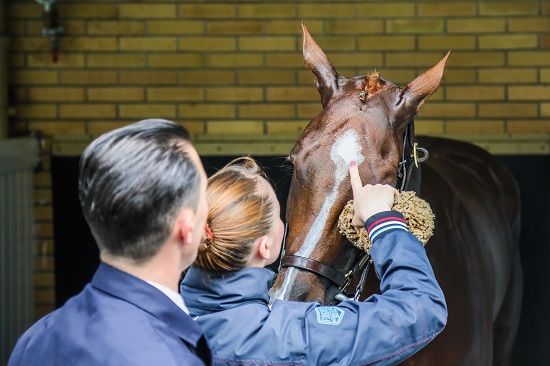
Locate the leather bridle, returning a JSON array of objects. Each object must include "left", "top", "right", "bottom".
[{"left": 277, "top": 120, "right": 429, "bottom": 303}]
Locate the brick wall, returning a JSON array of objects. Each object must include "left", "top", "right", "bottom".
[{"left": 5, "top": 0, "right": 549, "bottom": 318}]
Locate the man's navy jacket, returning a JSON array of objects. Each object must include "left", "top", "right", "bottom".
[{"left": 9, "top": 262, "right": 211, "bottom": 366}]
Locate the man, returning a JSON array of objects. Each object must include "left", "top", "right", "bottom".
[{"left": 9, "top": 119, "right": 211, "bottom": 365}]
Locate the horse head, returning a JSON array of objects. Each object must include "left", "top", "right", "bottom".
[{"left": 269, "top": 22, "right": 449, "bottom": 304}]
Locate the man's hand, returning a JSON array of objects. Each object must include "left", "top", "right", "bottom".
[{"left": 349, "top": 161, "right": 398, "bottom": 227}]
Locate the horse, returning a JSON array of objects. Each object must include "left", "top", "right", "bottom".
[{"left": 269, "top": 22, "right": 522, "bottom": 365}]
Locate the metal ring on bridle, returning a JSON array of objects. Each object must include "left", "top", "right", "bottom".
[{"left": 416, "top": 146, "right": 429, "bottom": 164}]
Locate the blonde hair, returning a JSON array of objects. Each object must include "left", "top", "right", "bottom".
[{"left": 195, "top": 157, "right": 276, "bottom": 271}]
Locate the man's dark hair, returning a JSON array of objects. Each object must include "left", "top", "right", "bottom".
[{"left": 78, "top": 119, "right": 200, "bottom": 263}]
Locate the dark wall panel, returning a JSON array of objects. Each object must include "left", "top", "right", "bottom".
[{"left": 498, "top": 156, "right": 550, "bottom": 365}]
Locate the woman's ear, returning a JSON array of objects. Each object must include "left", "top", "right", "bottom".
[{"left": 255, "top": 236, "right": 271, "bottom": 261}]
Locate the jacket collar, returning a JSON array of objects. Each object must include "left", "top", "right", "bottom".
[
  {"left": 181, "top": 266, "right": 275, "bottom": 314},
  {"left": 92, "top": 262, "right": 204, "bottom": 347}
]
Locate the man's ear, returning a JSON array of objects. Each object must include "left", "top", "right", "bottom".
[{"left": 175, "top": 208, "right": 195, "bottom": 246}]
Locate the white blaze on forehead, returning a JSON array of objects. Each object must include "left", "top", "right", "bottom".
[
  {"left": 331, "top": 129, "right": 366, "bottom": 182},
  {"left": 272, "top": 130, "right": 365, "bottom": 301}
]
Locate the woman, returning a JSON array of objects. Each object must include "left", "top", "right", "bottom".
[{"left": 181, "top": 157, "right": 447, "bottom": 366}]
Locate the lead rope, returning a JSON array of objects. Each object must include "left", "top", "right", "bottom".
[
  {"left": 334, "top": 256, "right": 370, "bottom": 302},
  {"left": 353, "top": 257, "right": 372, "bottom": 301},
  {"left": 334, "top": 251, "right": 371, "bottom": 302}
]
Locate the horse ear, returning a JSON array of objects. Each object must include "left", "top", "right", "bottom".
[
  {"left": 401, "top": 51, "right": 451, "bottom": 111},
  {"left": 302, "top": 21, "right": 342, "bottom": 108}
]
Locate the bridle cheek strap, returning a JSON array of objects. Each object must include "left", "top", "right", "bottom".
[
  {"left": 397, "top": 121, "right": 429, "bottom": 192},
  {"left": 277, "top": 222, "right": 289, "bottom": 272}
]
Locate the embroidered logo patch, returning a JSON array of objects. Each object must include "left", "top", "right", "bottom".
[{"left": 314, "top": 307, "right": 345, "bottom": 325}]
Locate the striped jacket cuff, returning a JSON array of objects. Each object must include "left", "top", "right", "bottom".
[{"left": 365, "top": 211, "right": 408, "bottom": 243}]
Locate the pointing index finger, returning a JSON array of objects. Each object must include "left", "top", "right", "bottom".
[{"left": 349, "top": 161, "right": 362, "bottom": 196}]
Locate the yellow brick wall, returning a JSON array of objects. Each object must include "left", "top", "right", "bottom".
[{"left": 5, "top": 0, "right": 549, "bottom": 319}]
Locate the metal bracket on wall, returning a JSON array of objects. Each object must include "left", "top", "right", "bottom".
[{"left": 34, "top": 0, "right": 64, "bottom": 63}]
